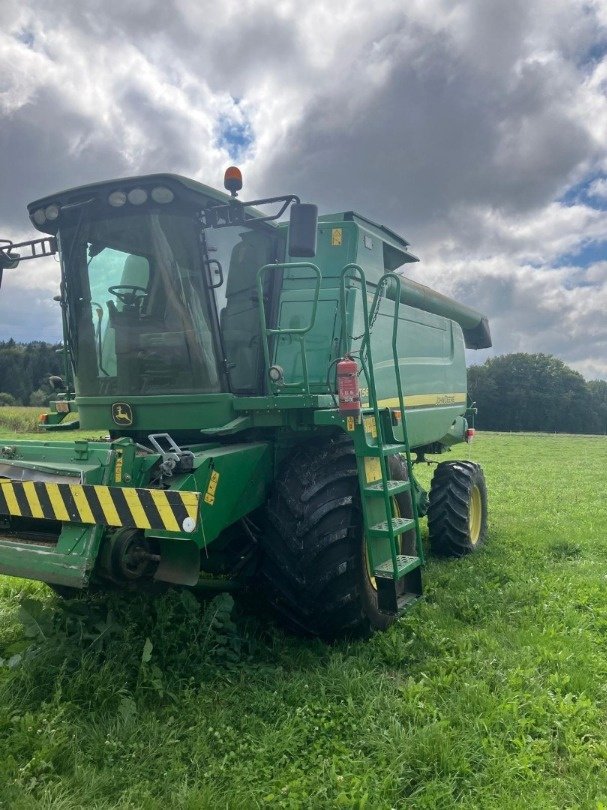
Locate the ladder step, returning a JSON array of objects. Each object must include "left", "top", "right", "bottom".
[
  {"left": 363, "top": 443, "right": 405, "bottom": 457},
  {"left": 378, "top": 410, "right": 400, "bottom": 441},
  {"left": 363, "top": 479, "right": 411, "bottom": 497},
  {"left": 368, "top": 517, "right": 416, "bottom": 538},
  {"left": 382, "top": 444, "right": 406, "bottom": 456},
  {"left": 396, "top": 593, "right": 422, "bottom": 614},
  {"left": 374, "top": 554, "right": 421, "bottom": 580}
]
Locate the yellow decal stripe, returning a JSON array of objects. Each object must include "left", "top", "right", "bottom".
[
  {"left": 69, "top": 484, "right": 95, "bottom": 524},
  {"left": 181, "top": 492, "right": 199, "bottom": 521},
  {"left": 1, "top": 482, "right": 21, "bottom": 516},
  {"left": 21, "top": 481, "right": 44, "bottom": 519},
  {"left": 149, "top": 489, "right": 180, "bottom": 532},
  {"left": 361, "top": 392, "right": 467, "bottom": 409},
  {"left": 93, "top": 486, "right": 122, "bottom": 527},
  {"left": 45, "top": 483, "right": 70, "bottom": 522},
  {"left": 122, "top": 488, "right": 151, "bottom": 530}
]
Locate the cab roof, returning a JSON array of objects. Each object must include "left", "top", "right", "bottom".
[{"left": 27, "top": 173, "right": 279, "bottom": 233}]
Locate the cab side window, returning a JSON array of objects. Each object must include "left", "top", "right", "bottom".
[{"left": 209, "top": 228, "right": 274, "bottom": 393}]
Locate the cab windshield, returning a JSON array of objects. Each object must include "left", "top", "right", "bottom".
[{"left": 62, "top": 210, "right": 222, "bottom": 396}]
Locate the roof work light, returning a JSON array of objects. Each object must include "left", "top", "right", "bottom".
[{"left": 224, "top": 166, "right": 243, "bottom": 197}]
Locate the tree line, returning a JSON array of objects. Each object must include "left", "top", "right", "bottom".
[
  {"left": 0, "top": 340, "right": 64, "bottom": 406},
  {"left": 0, "top": 342, "right": 605, "bottom": 433},
  {"left": 468, "top": 353, "right": 607, "bottom": 435}
]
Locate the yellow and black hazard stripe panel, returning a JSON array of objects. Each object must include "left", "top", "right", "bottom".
[{"left": 0, "top": 480, "right": 200, "bottom": 533}]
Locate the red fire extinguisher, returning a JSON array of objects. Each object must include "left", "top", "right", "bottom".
[{"left": 337, "top": 355, "right": 361, "bottom": 419}]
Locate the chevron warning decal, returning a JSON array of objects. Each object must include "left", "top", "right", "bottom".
[{"left": 0, "top": 480, "right": 200, "bottom": 533}]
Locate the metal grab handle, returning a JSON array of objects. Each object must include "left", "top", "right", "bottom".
[
  {"left": 257, "top": 262, "right": 321, "bottom": 335},
  {"left": 208, "top": 259, "right": 224, "bottom": 290},
  {"left": 256, "top": 262, "right": 322, "bottom": 394}
]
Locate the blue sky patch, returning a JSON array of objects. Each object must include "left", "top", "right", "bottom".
[
  {"left": 559, "top": 174, "right": 607, "bottom": 210},
  {"left": 555, "top": 238, "right": 607, "bottom": 270},
  {"left": 216, "top": 115, "right": 253, "bottom": 160},
  {"left": 581, "top": 39, "right": 607, "bottom": 68},
  {"left": 16, "top": 30, "right": 35, "bottom": 48}
]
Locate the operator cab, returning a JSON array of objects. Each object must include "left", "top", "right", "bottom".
[{"left": 22, "top": 172, "right": 317, "bottom": 400}]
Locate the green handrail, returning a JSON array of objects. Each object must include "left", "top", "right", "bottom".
[
  {"left": 256, "top": 262, "right": 321, "bottom": 394},
  {"left": 377, "top": 272, "right": 424, "bottom": 564},
  {"left": 339, "top": 264, "right": 399, "bottom": 576}
]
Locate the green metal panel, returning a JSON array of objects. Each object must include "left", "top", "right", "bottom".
[
  {"left": 0, "top": 439, "right": 116, "bottom": 483},
  {"left": 146, "top": 442, "right": 273, "bottom": 548},
  {"left": 273, "top": 290, "right": 340, "bottom": 388},
  {"left": 283, "top": 221, "right": 357, "bottom": 284},
  {"left": 342, "top": 288, "right": 468, "bottom": 449},
  {"left": 0, "top": 438, "right": 273, "bottom": 587},
  {"left": 0, "top": 524, "right": 104, "bottom": 588},
  {"left": 76, "top": 393, "right": 237, "bottom": 431},
  {"left": 354, "top": 226, "right": 386, "bottom": 282}
]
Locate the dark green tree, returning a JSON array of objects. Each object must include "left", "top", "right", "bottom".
[
  {"left": 588, "top": 379, "right": 607, "bottom": 435},
  {"left": 468, "top": 353, "right": 603, "bottom": 434},
  {"left": 0, "top": 341, "right": 63, "bottom": 405}
]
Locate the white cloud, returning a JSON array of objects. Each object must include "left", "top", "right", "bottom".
[
  {"left": 588, "top": 177, "right": 607, "bottom": 199},
  {"left": 0, "top": 0, "right": 606, "bottom": 379}
]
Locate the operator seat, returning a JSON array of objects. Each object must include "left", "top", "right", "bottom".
[{"left": 105, "top": 254, "right": 150, "bottom": 390}]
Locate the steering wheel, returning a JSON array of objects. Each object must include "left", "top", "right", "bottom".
[{"left": 108, "top": 285, "right": 148, "bottom": 307}]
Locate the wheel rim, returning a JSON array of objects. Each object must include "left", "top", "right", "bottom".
[
  {"left": 469, "top": 484, "right": 482, "bottom": 544},
  {"left": 366, "top": 498, "right": 401, "bottom": 590}
]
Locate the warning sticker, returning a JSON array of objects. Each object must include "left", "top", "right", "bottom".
[
  {"left": 363, "top": 416, "right": 377, "bottom": 439},
  {"left": 114, "top": 451, "right": 123, "bottom": 483},
  {"left": 364, "top": 457, "right": 381, "bottom": 483},
  {"left": 331, "top": 228, "right": 343, "bottom": 246},
  {"left": 346, "top": 416, "right": 355, "bottom": 432},
  {"left": 204, "top": 470, "right": 220, "bottom": 505}
]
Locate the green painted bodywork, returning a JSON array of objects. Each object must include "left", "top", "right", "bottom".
[{"left": 0, "top": 172, "right": 490, "bottom": 595}]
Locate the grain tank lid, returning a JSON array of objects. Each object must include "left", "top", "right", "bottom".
[{"left": 326, "top": 211, "right": 419, "bottom": 268}]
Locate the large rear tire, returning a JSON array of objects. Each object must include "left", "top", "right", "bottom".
[
  {"left": 260, "top": 434, "right": 414, "bottom": 640},
  {"left": 428, "top": 460, "right": 488, "bottom": 556}
]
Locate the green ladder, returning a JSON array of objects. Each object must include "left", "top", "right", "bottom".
[{"left": 339, "top": 265, "right": 424, "bottom": 615}]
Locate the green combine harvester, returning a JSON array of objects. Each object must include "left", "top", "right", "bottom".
[{"left": 0, "top": 168, "right": 490, "bottom": 638}]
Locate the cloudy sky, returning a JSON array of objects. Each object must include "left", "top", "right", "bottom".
[{"left": 1, "top": 0, "right": 606, "bottom": 378}]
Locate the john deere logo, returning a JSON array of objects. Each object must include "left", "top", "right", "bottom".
[{"left": 112, "top": 402, "right": 133, "bottom": 426}]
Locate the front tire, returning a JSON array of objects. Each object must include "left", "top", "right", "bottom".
[
  {"left": 260, "top": 434, "right": 413, "bottom": 640},
  {"left": 428, "top": 460, "right": 488, "bottom": 556}
]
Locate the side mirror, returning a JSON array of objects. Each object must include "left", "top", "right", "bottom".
[
  {"left": 0, "top": 251, "right": 20, "bottom": 271},
  {"left": 288, "top": 203, "right": 318, "bottom": 258}
]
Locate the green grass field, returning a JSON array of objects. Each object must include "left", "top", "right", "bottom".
[
  {"left": 0, "top": 415, "right": 606, "bottom": 808},
  {"left": 0, "top": 406, "right": 48, "bottom": 436}
]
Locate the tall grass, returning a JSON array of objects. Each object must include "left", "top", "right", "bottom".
[
  {"left": 0, "top": 406, "right": 44, "bottom": 435},
  {"left": 0, "top": 433, "right": 606, "bottom": 808}
]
